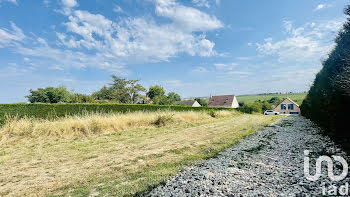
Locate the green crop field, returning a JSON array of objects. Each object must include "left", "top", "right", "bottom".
[{"left": 236, "top": 93, "right": 307, "bottom": 105}]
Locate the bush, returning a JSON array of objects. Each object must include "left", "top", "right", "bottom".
[
  {"left": 207, "top": 110, "right": 217, "bottom": 118},
  {"left": 153, "top": 114, "right": 174, "bottom": 126}
]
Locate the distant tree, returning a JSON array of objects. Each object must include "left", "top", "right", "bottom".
[
  {"left": 128, "top": 80, "right": 147, "bottom": 104},
  {"left": 168, "top": 92, "right": 181, "bottom": 103},
  {"left": 153, "top": 95, "right": 172, "bottom": 105},
  {"left": 69, "top": 93, "right": 96, "bottom": 103},
  {"left": 92, "top": 75, "right": 146, "bottom": 103},
  {"left": 147, "top": 85, "right": 165, "bottom": 100},
  {"left": 268, "top": 97, "right": 282, "bottom": 105},
  {"left": 195, "top": 98, "right": 208, "bottom": 106},
  {"left": 92, "top": 86, "right": 113, "bottom": 100},
  {"left": 26, "top": 86, "right": 71, "bottom": 103}
]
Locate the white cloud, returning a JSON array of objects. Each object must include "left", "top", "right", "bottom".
[
  {"left": 314, "top": 4, "right": 324, "bottom": 11},
  {"left": 61, "top": 0, "right": 77, "bottom": 8},
  {"left": 113, "top": 5, "right": 124, "bottom": 13},
  {"left": 55, "top": 0, "right": 222, "bottom": 65},
  {"left": 1, "top": 0, "right": 222, "bottom": 75},
  {"left": 0, "top": 22, "right": 25, "bottom": 48},
  {"left": 192, "top": 0, "right": 209, "bottom": 8},
  {"left": 0, "top": 0, "right": 17, "bottom": 5},
  {"left": 214, "top": 62, "right": 239, "bottom": 70},
  {"left": 155, "top": 0, "right": 222, "bottom": 32},
  {"left": 256, "top": 20, "right": 344, "bottom": 63},
  {"left": 59, "top": 0, "right": 78, "bottom": 15}
]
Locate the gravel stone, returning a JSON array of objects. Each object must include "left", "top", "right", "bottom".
[{"left": 147, "top": 116, "right": 350, "bottom": 196}]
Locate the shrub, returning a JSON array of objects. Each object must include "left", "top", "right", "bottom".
[
  {"left": 207, "top": 110, "right": 217, "bottom": 118},
  {"left": 153, "top": 114, "right": 174, "bottom": 126}
]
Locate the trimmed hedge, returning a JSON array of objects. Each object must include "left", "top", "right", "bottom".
[
  {"left": 0, "top": 103, "right": 235, "bottom": 126},
  {"left": 301, "top": 6, "right": 350, "bottom": 139}
]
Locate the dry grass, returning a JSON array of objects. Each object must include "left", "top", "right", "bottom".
[
  {"left": 0, "top": 110, "right": 234, "bottom": 144},
  {"left": 0, "top": 110, "right": 282, "bottom": 196}
]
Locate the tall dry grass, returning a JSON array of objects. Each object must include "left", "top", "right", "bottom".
[{"left": 0, "top": 110, "right": 235, "bottom": 143}]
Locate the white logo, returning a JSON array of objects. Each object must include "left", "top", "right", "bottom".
[{"left": 304, "top": 150, "right": 348, "bottom": 181}]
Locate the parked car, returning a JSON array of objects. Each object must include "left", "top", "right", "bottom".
[{"left": 264, "top": 110, "right": 279, "bottom": 115}]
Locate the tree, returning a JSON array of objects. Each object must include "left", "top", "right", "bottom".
[
  {"left": 92, "top": 86, "right": 113, "bottom": 100},
  {"left": 168, "top": 92, "right": 181, "bottom": 103},
  {"left": 153, "top": 95, "right": 172, "bottom": 105},
  {"left": 128, "top": 80, "right": 147, "bottom": 104},
  {"left": 147, "top": 85, "right": 165, "bottom": 100},
  {"left": 69, "top": 93, "right": 96, "bottom": 103},
  {"left": 268, "top": 97, "right": 282, "bottom": 105},
  {"left": 26, "top": 86, "right": 71, "bottom": 103},
  {"left": 92, "top": 75, "right": 146, "bottom": 103}
]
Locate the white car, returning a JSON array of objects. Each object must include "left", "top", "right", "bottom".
[{"left": 264, "top": 110, "right": 279, "bottom": 115}]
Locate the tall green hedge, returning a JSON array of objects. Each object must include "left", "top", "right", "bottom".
[
  {"left": 301, "top": 5, "right": 350, "bottom": 138},
  {"left": 0, "top": 103, "right": 234, "bottom": 126}
]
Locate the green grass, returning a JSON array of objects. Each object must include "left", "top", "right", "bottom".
[{"left": 236, "top": 93, "right": 307, "bottom": 105}]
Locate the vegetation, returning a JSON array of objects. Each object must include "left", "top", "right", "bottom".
[
  {"left": 0, "top": 110, "right": 282, "bottom": 196},
  {"left": 92, "top": 75, "right": 146, "bottom": 104},
  {"left": 0, "top": 103, "right": 234, "bottom": 126},
  {"left": 237, "top": 101, "right": 272, "bottom": 114},
  {"left": 301, "top": 5, "right": 350, "bottom": 139},
  {"left": 236, "top": 92, "right": 306, "bottom": 105},
  {"left": 147, "top": 85, "right": 181, "bottom": 105}
]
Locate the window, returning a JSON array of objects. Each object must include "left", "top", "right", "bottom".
[
  {"left": 288, "top": 104, "right": 294, "bottom": 110},
  {"left": 281, "top": 104, "right": 286, "bottom": 110}
]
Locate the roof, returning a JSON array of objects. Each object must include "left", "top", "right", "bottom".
[
  {"left": 207, "top": 95, "right": 236, "bottom": 107},
  {"left": 284, "top": 97, "right": 300, "bottom": 107},
  {"left": 273, "top": 97, "right": 300, "bottom": 110},
  {"left": 174, "top": 100, "right": 197, "bottom": 106}
]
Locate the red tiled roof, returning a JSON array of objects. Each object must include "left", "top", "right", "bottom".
[{"left": 207, "top": 95, "right": 235, "bottom": 107}]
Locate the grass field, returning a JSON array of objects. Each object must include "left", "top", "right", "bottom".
[
  {"left": 236, "top": 93, "right": 307, "bottom": 105},
  {"left": 0, "top": 110, "right": 282, "bottom": 196}
]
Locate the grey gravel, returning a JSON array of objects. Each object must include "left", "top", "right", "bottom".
[{"left": 147, "top": 115, "right": 350, "bottom": 196}]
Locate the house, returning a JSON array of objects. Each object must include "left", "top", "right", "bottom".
[
  {"left": 274, "top": 98, "right": 301, "bottom": 114},
  {"left": 174, "top": 100, "right": 201, "bottom": 107},
  {"left": 207, "top": 95, "right": 239, "bottom": 108}
]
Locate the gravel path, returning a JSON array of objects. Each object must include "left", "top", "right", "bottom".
[{"left": 147, "top": 115, "right": 350, "bottom": 196}]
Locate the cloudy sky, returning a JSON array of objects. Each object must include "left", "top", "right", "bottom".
[{"left": 0, "top": 0, "right": 348, "bottom": 103}]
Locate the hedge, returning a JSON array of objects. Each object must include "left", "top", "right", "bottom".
[{"left": 0, "top": 103, "right": 235, "bottom": 126}]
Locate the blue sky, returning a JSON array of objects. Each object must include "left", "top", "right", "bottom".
[{"left": 0, "top": 0, "right": 348, "bottom": 103}]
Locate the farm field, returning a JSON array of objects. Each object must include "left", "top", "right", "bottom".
[
  {"left": 236, "top": 93, "right": 307, "bottom": 105},
  {"left": 0, "top": 110, "right": 282, "bottom": 196}
]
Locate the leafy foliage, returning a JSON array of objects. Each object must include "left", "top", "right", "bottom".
[
  {"left": 147, "top": 85, "right": 165, "bottom": 100},
  {"left": 301, "top": 5, "right": 350, "bottom": 138},
  {"left": 237, "top": 101, "right": 272, "bottom": 114},
  {"left": 26, "top": 86, "right": 72, "bottom": 103},
  {"left": 92, "top": 75, "right": 146, "bottom": 103}
]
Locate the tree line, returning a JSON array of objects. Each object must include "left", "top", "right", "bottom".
[
  {"left": 301, "top": 5, "right": 350, "bottom": 139},
  {"left": 26, "top": 75, "right": 181, "bottom": 105}
]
